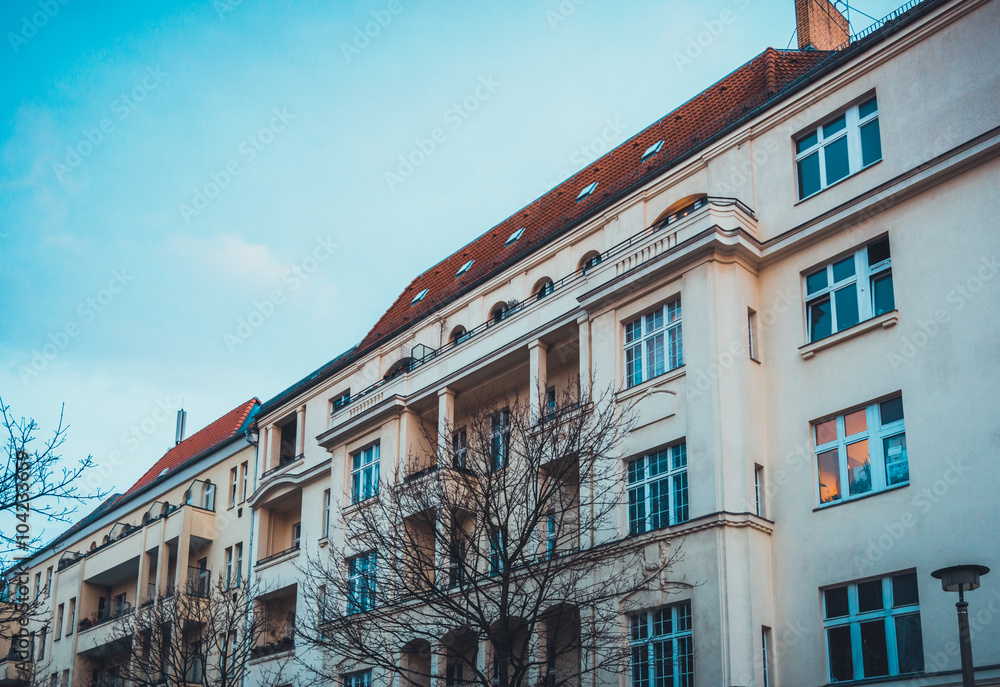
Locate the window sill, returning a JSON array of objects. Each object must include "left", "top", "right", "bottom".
[
  {"left": 800, "top": 311, "right": 898, "bottom": 360},
  {"left": 616, "top": 367, "right": 686, "bottom": 404},
  {"left": 795, "top": 158, "right": 882, "bottom": 205},
  {"left": 813, "top": 482, "right": 909, "bottom": 512}
]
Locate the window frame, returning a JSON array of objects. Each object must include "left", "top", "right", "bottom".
[
  {"left": 240, "top": 461, "right": 248, "bottom": 503},
  {"left": 452, "top": 428, "right": 467, "bottom": 470},
  {"left": 629, "top": 602, "right": 694, "bottom": 687},
  {"left": 624, "top": 298, "right": 683, "bottom": 389},
  {"left": 323, "top": 488, "right": 331, "bottom": 539},
  {"left": 229, "top": 467, "right": 238, "bottom": 509},
  {"left": 804, "top": 237, "right": 894, "bottom": 343},
  {"left": 344, "top": 670, "right": 372, "bottom": 687},
  {"left": 795, "top": 96, "right": 881, "bottom": 201},
  {"left": 814, "top": 396, "right": 907, "bottom": 506},
  {"left": 627, "top": 442, "right": 689, "bottom": 535},
  {"left": 351, "top": 443, "right": 380, "bottom": 504},
  {"left": 490, "top": 409, "right": 510, "bottom": 471},
  {"left": 346, "top": 552, "right": 377, "bottom": 614}
]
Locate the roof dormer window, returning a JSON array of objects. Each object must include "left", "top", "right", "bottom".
[
  {"left": 642, "top": 140, "right": 664, "bottom": 161},
  {"left": 576, "top": 182, "right": 598, "bottom": 201},
  {"left": 505, "top": 228, "right": 525, "bottom": 246},
  {"left": 456, "top": 260, "right": 474, "bottom": 277},
  {"left": 411, "top": 288, "right": 429, "bottom": 305}
]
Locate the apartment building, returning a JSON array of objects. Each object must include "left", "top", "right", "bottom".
[
  {"left": 1, "top": 400, "right": 259, "bottom": 687},
  {"left": 248, "top": 0, "right": 1000, "bottom": 686}
]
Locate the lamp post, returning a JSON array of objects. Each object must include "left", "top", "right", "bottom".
[{"left": 931, "top": 564, "right": 990, "bottom": 687}]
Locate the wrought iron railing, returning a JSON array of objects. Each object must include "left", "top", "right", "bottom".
[
  {"left": 261, "top": 454, "right": 304, "bottom": 479},
  {"left": 255, "top": 542, "right": 300, "bottom": 566}
]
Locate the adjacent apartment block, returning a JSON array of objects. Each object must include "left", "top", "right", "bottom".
[{"left": 5, "top": 0, "right": 1000, "bottom": 685}]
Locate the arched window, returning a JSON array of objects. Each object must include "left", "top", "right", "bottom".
[
  {"left": 102, "top": 535, "right": 110, "bottom": 545},
  {"left": 89, "top": 541, "right": 97, "bottom": 551},
  {"left": 450, "top": 326, "right": 469, "bottom": 347},
  {"left": 651, "top": 194, "right": 707, "bottom": 228},
  {"left": 534, "top": 278, "right": 554, "bottom": 301},
  {"left": 580, "top": 252, "right": 602, "bottom": 274},
  {"left": 491, "top": 303, "right": 509, "bottom": 325}
]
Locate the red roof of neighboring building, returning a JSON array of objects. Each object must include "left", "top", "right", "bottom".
[
  {"left": 122, "top": 398, "right": 259, "bottom": 498},
  {"left": 357, "top": 47, "right": 830, "bottom": 350}
]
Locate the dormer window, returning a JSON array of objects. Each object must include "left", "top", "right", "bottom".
[
  {"left": 505, "top": 228, "right": 525, "bottom": 246},
  {"left": 411, "top": 288, "right": 429, "bottom": 304},
  {"left": 576, "top": 182, "right": 598, "bottom": 201},
  {"left": 456, "top": 260, "right": 474, "bottom": 277},
  {"left": 641, "top": 140, "right": 664, "bottom": 161}
]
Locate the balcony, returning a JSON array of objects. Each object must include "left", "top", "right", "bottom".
[
  {"left": 255, "top": 543, "right": 300, "bottom": 567},
  {"left": 249, "top": 635, "right": 294, "bottom": 660},
  {"left": 261, "top": 453, "right": 303, "bottom": 479},
  {"left": 78, "top": 598, "right": 131, "bottom": 633},
  {"left": 0, "top": 656, "right": 31, "bottom": 687},
  {"left": 186, "top": 567, "right": 211, "bottom": 599}
]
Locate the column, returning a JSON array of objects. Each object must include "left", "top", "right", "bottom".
[
  {"left": 528, "top": 340, "right": 548, "bottom": 423},
  {"left": 577, "top": 315, "right": 591, "bottom": 401},
  {"left": 438, "top": 387, "right": 455, "bottom": 463},
  {"left": 296, "top": 406, "right": 306, "bottom": 457}
]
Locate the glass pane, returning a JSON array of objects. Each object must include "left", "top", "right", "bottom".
[
  {"left": 672, "top": 443, "right": 687, "bottom": 469},
  {"left": 648, "top": 479, "right": 669, "bottom": 530},
  {"left": 646, "top": 333, "right": 665, "bottom": 379},
  {"left": 625, "top": 319, "right": 642, "bottom": 344},
  {"left": 666, "top": 299, "right": 681, "bottom": 323},
  {"left": 872, "top": 274, "right": 895, "bottom": 315},
  {"left": 626, "top": 345, "right": 642, "bottom": 388},
  {"left": 797, "top": 130, "right": 818, "bottom": 153},
  {"left": 867, "top": 237, "right": 890, "bottom": 265},
  {"left": 892, "top": 572, "right": 919, "bottom": 607},
  {"left": 628, "top": 486, "right": 646, "bottom": 534},
  {"left": 818, "top": 449, "right": 842, "bottom": 503},
  {"left": 673, "top": 472, "right": 689, "bottom": 524},
  {"left": 823, "top": 114, "right": 847, "bottom": 136},
  {"left": 806, "top": 268, "right": 828, "bottom": 295},
  {"left": 810, "top": 298, "right": 833, "bottom": 341},
  {"left": 834, "top": 283, "right": 860, "bottom": 331},
  {"left": 884, "top": 433, "right": 909, "bottom": 485},
  {"left": 860, "top": 620, "right": 889, "bottom": 677},
  {"left": 861, "top": 119, "right": 882, "bottom": 167},
  {"left": 858, "top": 97, "right": 878, "bottom": 119},
  {"left": 844, "top": 409, "right": 867, "bottom": 436},
  {"left": 827, "top": 626, "right": 854, "bottom": 682},
  {"left": 815, "top": 419, "right": 838, "bottom": 445},
  {"left": 847, "top": 440, "right": 872, "bottom": 496},
  {"left": 667, "top": 324, "right": 683, "bottom": 370},
  {"left": 627, "top": 458, "right": 644, "bottom": 484},
  {"left": 798, "top": 152, "right": 821, "bottom": 199},
  {"left": 832, "top": 256, "right": 856, "bottom": 282},
  {"left": 645, "top": 309, "right": 663, "bottom": 332},
  {"left": 631, "top": 646, "right": 649, "bottom": 687},
  {"left": 825, "top": 586, "right": 850, "bottom": 618},
  {"left": 858, "top": 579, "right": 884, "bottom": 612},
  {"left": 880, "top": 397, "right": 904, "bottom": 425},
  {"left": 648, "top": 450, "right": 670, "bottom": 477},
  {"left": 824, "top": 135, "right": 850, "bottom": 185},
  {"left": 653, "top": 608, "right": 672, "bottom": 637},
  {"left": 895, "top": 614, "right": 925, "bottom": 673}
]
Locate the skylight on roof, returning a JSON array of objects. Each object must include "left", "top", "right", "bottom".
[
  {"left": 642, "top": 140, "right": 664, "bottom": 161},
  {"left": 456, "top": 259, "right": 474, "bottom": 277},
  {"left": 411, "top": 288, "right": 429, "bottom": 304},
  {"left": 576, "top": 182, "right": 598, "bottom": 201},
  {"left": 506, "top": 228, "right": 525, "bottom": 246}
]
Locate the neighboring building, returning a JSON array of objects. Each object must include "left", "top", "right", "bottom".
[
  {"left": 1, "top": 400, "right": 259, "bottom": 687},
  {"left": 249, "top": 0, "right": 1000, "bottom": 686}
]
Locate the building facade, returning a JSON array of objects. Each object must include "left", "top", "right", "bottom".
[{"left": 6, "top": 0, "right": 1000, "bottom": 685}]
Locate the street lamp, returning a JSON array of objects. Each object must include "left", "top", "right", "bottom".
[{"left": 931, "top": 564, "right": 990, "bottom": 687}]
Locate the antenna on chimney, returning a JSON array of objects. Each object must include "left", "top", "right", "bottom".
[{"left": 175, "top": 408, "right": 187, "bottom": 445}]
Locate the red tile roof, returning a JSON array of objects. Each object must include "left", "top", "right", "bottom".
[
  {"left": 122, "top": 398, "right": 259, "bottom": 498},
  {"left": 358, "top": 47, "right": 830, "bottom": 350}
]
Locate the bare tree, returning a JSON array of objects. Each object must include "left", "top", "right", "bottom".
[
  {"left": 98, "top": 573, "right": 292, "bottom": 687},
  {"left": 0, "top": 396, "right": 109, "bottom": 638},
  {"left": 298, "top": 385, "right": 680, "bottom": 687}
]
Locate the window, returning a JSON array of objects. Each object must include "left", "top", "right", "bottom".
[
  {"left": 625, "top": 298, "right": 683, "bottom": 388},
  {"left": 34, "top": 573, "right": 41, "bottom": 601},
  {"left": 805, "top": 237, "right": 894, "bottom": 342},
  {"left": 67, "top": 598, "right": 75, "bottom": 636},
  {"left": 351, "top": 444, "right": 380, "bottom": 504},
  {"left": 815, "top": 396, "right": 907, "bottom": 505},
  {"left": 491, "top": 303, "right": 509, "bottom": 324},
  {"left": 627, "top": 443, "right": 688, "bottom": 534},
  {"left": 55, "top": 604, "right": 64, "bottom": 640},
  {"left": 448, "top": 531, "right": 466, "bottom": 588},
  {"left": 754, "top": 464, "right": 764, "bottom": 518},
  {"left": 824, "top": 572, "right": 924, "bottom": 681},
  {"left": 451, "top": 326, "right": 471, "bottom": 346},
  {"left": 535, "top": 279, "right": 554, "bottom": 301},
  {"left": 506, "top": 227, "right": 525, "bottom": 246},
  {"left": 292, "top": 522, "right": 302, "bottom": 549},
  {"left": 544, "top": 512, "right": 557, "bottom": 558},
  {"left": 761, "top": 627, "right": 772, "bottom": 687},
  {"left": 344, "top": 670, "right": 372, "bottom": 687},
  {"left": 446, "top": 662, "right": 464, "bottom": 687},
  {"left": 323, "top": 489, "right": 331, "bottom": 538},
  {"left": 38, "top": 627, "right": 46, "bottom": 660},
  {"left": 346, "top": 552, "right": 377, "bottom": 613},
  {"left": 796, "top": 96, "right": 881, "bottom": 200},
  {"left": 456, "top": 259, "right": 474, "bottom": 277},
  {"left": 240, "top": 461, "right": 249, "bottom": 502},
  {"left": 45, "top": 567, "right": 52, "bottom": 597},
  {"left": 234, "top": 543, "right": 243, "bottom": 587},
  {"left": 576, "top": 181, "right": 598, "bottom": 201},
  {"left": 642, "top": 140, "right": 664, "bottom": 161},
  {"left": 581, "top": 253, "right": 602, "bottom": 273},
  {"left": 452, "top": 429, "right": 467, "bottom": 470},
  {"left": 629, "top": 602, "right": 693, "bottom": 687},
  {"left": 229, "top": 467, "right": 238, "bottom": 508},
  {"left": 747, "top": 308, "right": 759, "bottom": 361},
  {"left": 411, "top": 288, "right": 429, "bottom": 304},
  {"left": 490, "top": 409, "right": 510, "bottom": 471},
  {"left": 225, "top": 547, "right": 234, "bottom": 589},
  {"left": 488, "top": 528, "right": 505, "bottom": 576},
  {"left": 545, "top": 386, "right": 556, "bottom": 417}
]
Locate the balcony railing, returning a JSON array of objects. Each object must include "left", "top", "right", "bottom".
[
  {"left": 261, "top": 454, "right": 304, "bottom": 479},
  {"left": 403, "top": 463, "right": 439, "bottom": 483},
  {"left": 141, "top": 582, "right": 157, "bottom": 607},
  {"left": 78, "top": 599, "right": 132, "bottom": 632},
  {"left": 186, "top": 567, "right": 211, "bottom": 598},
  {"left": 331, "top": 196, "right": 753, "bottom": 415},
  {"left": 255, "top": 543, "right": 300, "bottom": 566},
  {"left": 250, "top": 636, "right": 294, "bottom": 659}
]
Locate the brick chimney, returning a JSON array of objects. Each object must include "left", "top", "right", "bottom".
[{"left": 795, "top": 0, "right": 849, "bottom": 50}]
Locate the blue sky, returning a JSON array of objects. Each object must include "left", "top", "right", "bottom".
[{"left": 0, "top": 0, "right": 903, "bottom": 540}]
